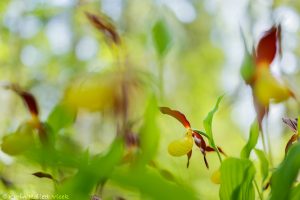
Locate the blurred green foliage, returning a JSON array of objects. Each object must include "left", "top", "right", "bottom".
[
  {"left": 240, "top": 121, "right": 259, "bottom": 159},
  {"left": 220, "top": 158, "right": 255, "bottom": 200},
  {"left": 270, "top": 143, "right": 300, "bottom": 200}
]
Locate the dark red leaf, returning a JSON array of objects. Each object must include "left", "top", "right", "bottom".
[
  {"left": 282, "top": 117, "right": 298, "bottom": 133},
  {"left": 159, "top": 107, "right": 191, "bottom": 128},
  {"left": 285, "top": 134, "right": 298, "bottom": 154},
  {"left": 85, "top": 12, "right": 120, "bottom": 45},
  {"left": 186, "top": 150, "right": 192, "bottom": 168},
  {"left": 255, "top": 26, "right": 279, "bottom": 66},
  {"left": 32, "top": 172, "right": 53, "bottom": 180}
]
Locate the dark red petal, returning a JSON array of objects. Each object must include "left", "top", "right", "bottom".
[
  {"left": 203, "top": 155, "right": 209, "bottom": 169},
  {"left": 193, "top": 132, "right": 209, "bottom": 169},
  {"left": 186, "top": 150, "right": 192, "bottom": 168},
  {"left": 19, "top": 91, "right": 39, "bottom": 116},
  {"left": 193, "top": 132, "right": 206, "bottom": 152},
  {"left": 205, "top": 146, "right": 227, "bottom": 156},
  {"left": 6, "top": 84, "right": 39, "bottom": 117},
  {"left": 216, "top": 146, "right": 227, "bottom": 156},
  {"left": 256, "top": 26, "right": 279, "bottom": 66},
  {"left": 285, "top": 134, "right": 298, "bottom": 154},
  {"left": 85, "top": 12, "right": 120, "bottom": 44},
  {"left": 159, "top": 107, "right": 191, "bottom": 128}
]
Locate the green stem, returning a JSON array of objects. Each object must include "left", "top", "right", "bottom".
[
  {"left": 265, "top": 112, "right": 273, "bottom": 167},
  {"left": 260, "top": 129, "right": 268, "bottom": 158},
  {"left": 158, "top": 59, "right": 164, "bottom": 101},
  {"left": 214, "top": 145, "right": 222, "bottom": 164},
  {"left": 254, "top": 179, "right": 263, "bottom": 200}
]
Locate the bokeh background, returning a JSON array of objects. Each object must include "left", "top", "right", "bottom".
[{"left": 0, "top": 0, "right": 300, "bottom": 199}]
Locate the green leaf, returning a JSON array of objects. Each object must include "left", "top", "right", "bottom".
[
  {"left": 57, "top": 138, "right": 124, "bottom": 199},
  {"left": 240, "top": 121, "right": 259, "bottom": 159},
  {"left": 47, "top": 104, "right": 76, "bottom": 133},
  {"left": 137, "top": 97, "right": 159, "bottom": 166},
  {"left": 152, "top": 20, "right": 172, "bottom": 57},
  {"left": 254, "top": 149, "right": 269, "bottom": 184},
  {"left": 220, "top": 158, "right": 255, "bottom": 200},
  {"left": 240, "top": 51, "right": 255, "bottom": 83},
  {"left": 239, "top": 28, "right": 255, "bottom": 84},
  {"left": 290, "top": 184, "right": 300, "bottom": 200},
  {"left": 111, "top": 166, "right": 198, "bottom": 200},
  {"left": 203, "top": 95, "right": 223, "bottom": 148},
  {"left": 270, "top": 143, "right": 300, "bottom": 200}
]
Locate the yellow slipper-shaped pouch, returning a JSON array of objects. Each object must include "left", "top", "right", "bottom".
[{"left": 168, "top": 132, "right": 193, "bottom": 157}]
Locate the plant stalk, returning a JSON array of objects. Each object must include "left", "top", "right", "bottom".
[
  {"left": 254, "top": 179, "right": 263, "bottom": 200},
  {"left": 158, "top": 59, "right": 164, "bottom": 101},
  {"left": 265, "top": 112, "right": 273, "bottom": 167},
  {"left": 214, "top": 145, "right": 223, "bottom": 164}
]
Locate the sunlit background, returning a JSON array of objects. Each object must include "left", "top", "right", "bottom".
[{"left": 0, "top": 0, "right": 300, "bottom": 199}]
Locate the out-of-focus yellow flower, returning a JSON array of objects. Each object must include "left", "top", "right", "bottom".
[
  {"left": 168, "top": 129, "right": 193, "bottom": 157},
  {"left": 1, "top": 122, "right": 35, "bottom": 156},
  {"left": 64, "top": 73, "right": 119, "bottom": 111},
  {"left": 211, "top": 169, "right": 221, "bottom": 184},
  {"left": 254, "top": 67, "right": 292, "bottom": 106}
]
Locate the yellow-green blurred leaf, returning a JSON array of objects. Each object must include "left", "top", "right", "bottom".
[
  {"left": 152, "top": 20, "right": 172, "bottom": 57},
  {"left": 47, "top": 104, "right": 76, "bottom": 133},
  {"left": 270, "top": 143, "right": 300, "bottom": 200},
  {"left": 220, "top": 158, "right": 255, "bottom": 200},
  {"left": 254, "top": 149, "right": 269, "bottom": 184},
  {"left": 203, "top": 95, "right": 223, "bottom": 148},
  {"left": 240, "top": 121, "right": 259, "bottom": 159},
  {"left": 137, "top": 97, "right": 159, "bottom": 165},
  {"left": 111, "top": 166, "right": 198, "bottom": 200}
]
